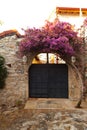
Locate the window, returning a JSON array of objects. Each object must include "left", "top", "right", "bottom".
[{"left": 32, "top": 53, "right": 66, "bottom": 64}]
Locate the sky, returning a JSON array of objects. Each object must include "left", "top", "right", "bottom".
[{"left": 0, "top": 0, "right": 87, "bottom": 33}]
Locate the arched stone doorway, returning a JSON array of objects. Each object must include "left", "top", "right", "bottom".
[
  {"left": 26, "top": 53, "right": 80, "bottom": 100},
  {"left": 29, "top": 53, "right": 68, "bottom": 98},
  {"left": 18, "top": 20, "right": 84, "bottom": 107}
]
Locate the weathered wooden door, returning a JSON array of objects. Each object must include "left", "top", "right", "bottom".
[{"left": 29, "top": 64, "right": 68, "bottom": 98}]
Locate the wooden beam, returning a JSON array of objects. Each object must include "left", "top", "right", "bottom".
[{"left": 56, "top": 7, "right": 87, "bottom": 16}]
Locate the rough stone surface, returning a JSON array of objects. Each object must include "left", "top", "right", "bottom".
[
  {"left": 0, "top": 35, "right": 28, "bottom": 108},
  {"left": 0, "top": 33, "right": 87, "bottom": 108},
  {"left": 0, "top": 108, "right": 87, "bottom": 130}
]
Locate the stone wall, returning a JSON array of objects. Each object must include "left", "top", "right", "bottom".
[
  {"left": 0, "top": 31, "right": 83, "bottom": 107},
  {"left": 0, "top": 33, "right": 28, "bottom": 107}
]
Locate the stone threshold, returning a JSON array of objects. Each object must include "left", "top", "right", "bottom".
[{"left": 24, "top": 98, "right": 75, "bottom": 109}]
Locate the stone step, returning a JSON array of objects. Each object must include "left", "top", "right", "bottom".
[{"left": 24, "top": 98, "right": 75, "bottom": 109}]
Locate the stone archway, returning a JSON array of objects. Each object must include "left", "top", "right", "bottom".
[{"left": 24, "top": 52, "right": 81, "bottom": 101}]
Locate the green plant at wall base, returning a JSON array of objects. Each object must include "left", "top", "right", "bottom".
[{"left": 0, "top": 56, "right": 8, "bottom": 89}]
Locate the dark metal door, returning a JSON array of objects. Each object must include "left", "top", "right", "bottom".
[{"left": 29, "top": 64, "right": 68, "bottom": 98}]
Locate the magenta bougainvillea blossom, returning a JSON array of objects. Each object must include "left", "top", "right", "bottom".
[
  {"left": 19, "top": 20, "right": 83, "bottom": 60},
  {"left": 83, "top": 17, "right": 87, "bottom": 26}
]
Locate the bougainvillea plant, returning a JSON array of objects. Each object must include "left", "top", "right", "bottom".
[
  {"left": 19, "top": 19, "right": 83, "bottom": 62},
  {"left": 83, "top": 17, "right": 87, "bottom": 26}
]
